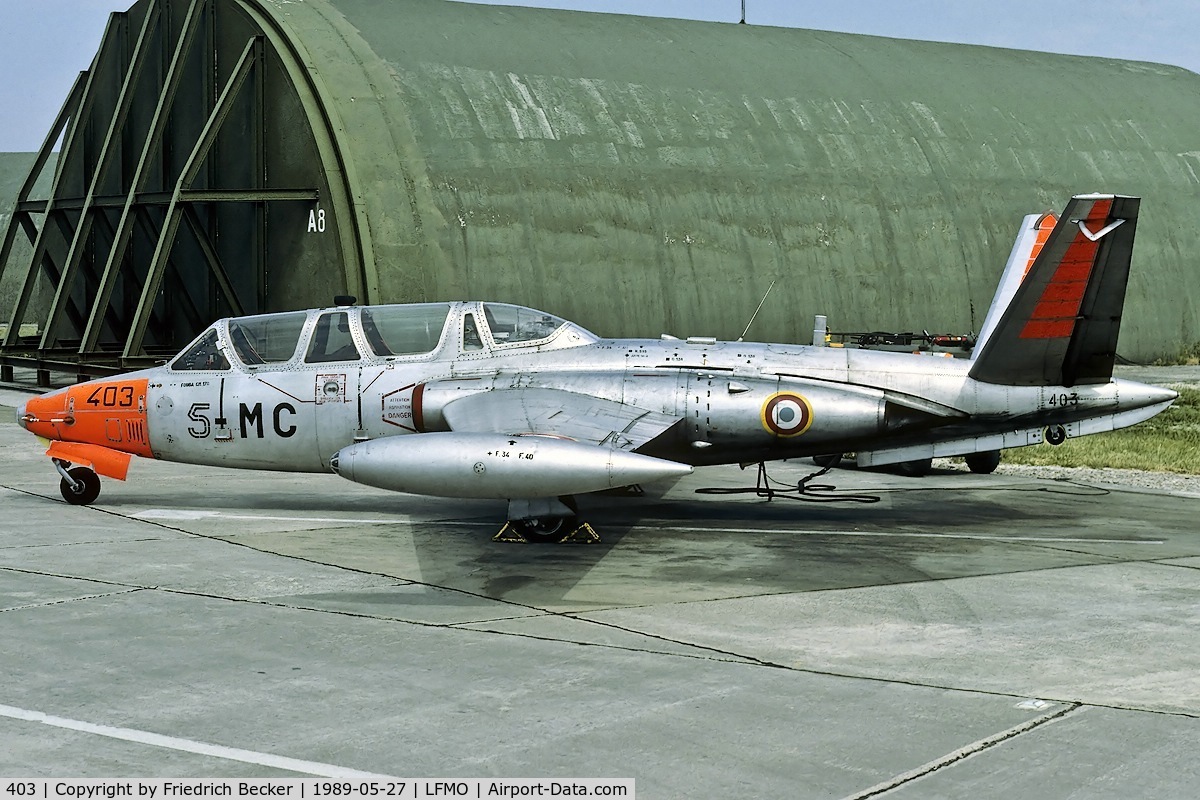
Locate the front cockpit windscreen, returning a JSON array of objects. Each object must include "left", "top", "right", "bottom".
[
  {"left": 171, "top": 328, "right": 230, "bottom": 371},
  {"left": 361, "top": 303, "right": 451, "bottom": 357},
  {"left": 227, "top": 312, "right": 308, "bottom": 365},
  {"left": 482, "top": 304, "right": 570, "bottom": 345}
]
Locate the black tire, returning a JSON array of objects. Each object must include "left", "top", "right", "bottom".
[
  {"left": 1045, "top": 425, "right": 1068, "bottom": 446},
  {"left": 893, "top": 457, "right": 933, "bottom": 477},
  {"left": 511, "top": 516, "right": 576, "bottom": 543},
  {"left": 812, "top": 453, "right": 843, "bottom": 469},
  {"left": 59, "top": 466, "right": 101, "bottom": 505},
  {"left": 965, "top": 450, "right": 1002, "bottom": 474}
]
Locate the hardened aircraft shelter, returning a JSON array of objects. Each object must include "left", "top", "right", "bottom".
[{"left": 3, "top": 0, "right": 1200, "bottom": 381}]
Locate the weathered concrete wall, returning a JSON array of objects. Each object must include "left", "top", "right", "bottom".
[
  {"left": 254, "top": 0, "right": 1200, "bottom": 360},
  {"left": 9, "top": 2, "right": 1199, "bottom": 360}
]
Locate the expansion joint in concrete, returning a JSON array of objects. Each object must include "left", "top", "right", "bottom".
[{"left": 842, "top": 703, "right": 1082, "bottom": 799}]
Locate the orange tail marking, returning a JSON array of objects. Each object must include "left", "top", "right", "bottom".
[
  {"left": 1020, "top": 199, "right": 1113, "bottom": 340},
  {"left": 1021, "top": 212, "right": 1057, "bottom": 279}
]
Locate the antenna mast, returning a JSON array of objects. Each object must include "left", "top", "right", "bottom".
[{"left": 738, "top": 279, "right": 776, "bottom": 341}]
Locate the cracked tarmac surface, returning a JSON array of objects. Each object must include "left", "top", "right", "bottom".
[{"left": 2, "top": 387, "right": 1199, "bottom": 796}]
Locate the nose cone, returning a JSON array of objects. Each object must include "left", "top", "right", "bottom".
[
  {"left": 330, "top": 444, "right": 362, "bottom": 480},
  {"left": 605, "top": 447, "right": 695, "bottom": 486},
  {"left": 19, "top": 388, "right": 70, "bottom": 438}
]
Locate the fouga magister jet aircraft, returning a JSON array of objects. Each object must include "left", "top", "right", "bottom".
[{"left": 17, "top": 194, "right": 1178, "bottom": 540}]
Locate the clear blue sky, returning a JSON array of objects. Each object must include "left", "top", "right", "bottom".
[{"left": 2, "top": 0, "right": 1197, "bottom": 152}]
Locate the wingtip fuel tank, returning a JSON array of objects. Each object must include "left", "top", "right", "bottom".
[{"left": 331, "top": 433, "right": 694, "bottom": 499}]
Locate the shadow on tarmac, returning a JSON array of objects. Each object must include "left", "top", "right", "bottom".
[{"left": 40, "top": 455, "right": 1190, "bottom": 611}]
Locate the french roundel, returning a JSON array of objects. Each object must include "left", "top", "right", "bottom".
[{"left": 761, "top": 392, "right": 814, "bottom": 437}]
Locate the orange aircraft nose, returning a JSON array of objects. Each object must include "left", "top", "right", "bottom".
[
  {"left": 20, "top": 379, "right": 153, "bottom": 458},
  {"left": 21, "top": 379, "right": 153, "bottom": 485},
  {"left": 19, "top": 388, "right": 72, "bottom": 439}
]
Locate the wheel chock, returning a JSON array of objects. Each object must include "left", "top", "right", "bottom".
[
  {"left": 561, "top": 521, "right": 600, "bottom": 544},
  {"left": 493, "top": 522, "right": 526, "bottom": 543},
  {"left": 491, "top": 521, "right": 601, "bottom": 544}
]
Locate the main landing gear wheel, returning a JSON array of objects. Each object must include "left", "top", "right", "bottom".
[
  {"left": 965, "top": 450, "right": 1002, "bottom": 474},
  {"left": 510, "top": 516, "right": 578, "bottom": 543},
  {"left": 812, "top": 453, "right": 843, "bottom": 469},
  {"left": 496, "top": 496, "right": 598, "bottom": 543},
  {"left": 893, "top": 457, "right": 933, "bottom": 477},
  {"left": 59, "top": 466, "right": 101, "bottom": 505}
]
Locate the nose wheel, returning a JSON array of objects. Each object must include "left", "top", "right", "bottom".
[{"left": 55, "top": 461, "right": 101, "bottom": 505}]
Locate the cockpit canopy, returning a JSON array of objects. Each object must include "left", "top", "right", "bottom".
[
  {"left": 361, "top": 303, "right": 453, "bottom": 357},
  {"left": 169, "top": 301, "right": 596, "bottom": 371}
]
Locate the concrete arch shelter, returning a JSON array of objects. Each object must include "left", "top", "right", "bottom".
[{"left": 3, "top": 0, "right": 1199, "bottom": 380}]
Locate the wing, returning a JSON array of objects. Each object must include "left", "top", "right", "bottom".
[{"left": 440, "top": 387, "right": 681, "bottom": 451}]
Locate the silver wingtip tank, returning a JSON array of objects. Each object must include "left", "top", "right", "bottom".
[{"left": 332, "top": 433, "right": 693, "bottom": 499}]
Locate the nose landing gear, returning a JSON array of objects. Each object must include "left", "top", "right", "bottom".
[{"left": 54, "top": 460, "right": 101, "bottom": 505}]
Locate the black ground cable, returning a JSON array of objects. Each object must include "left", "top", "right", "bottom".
[
  {"left": 695, "top": 463, "right": 1113, "bottom": 504},
  {"left": 695, "top": 461, "right": 882, "bottom": 504},
  {"left": 1114, "top": 352, "right": 1148, "bottom": 366}
]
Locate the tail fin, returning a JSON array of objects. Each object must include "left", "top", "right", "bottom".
[
  {"left": 971, "top": 210, "right": 1057, "bottom": 355},
  {"left": 968, "top": 194, "right": 1139, "bottom": 387}
]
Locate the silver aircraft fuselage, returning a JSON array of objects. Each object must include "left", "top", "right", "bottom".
[{"left": 20, "top": 300, "right": 1175, "bottom": 478}]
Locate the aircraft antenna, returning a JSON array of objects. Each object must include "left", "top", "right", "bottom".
[{"left": 737, "top": 279, "right": 776, "bottom": 342}]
